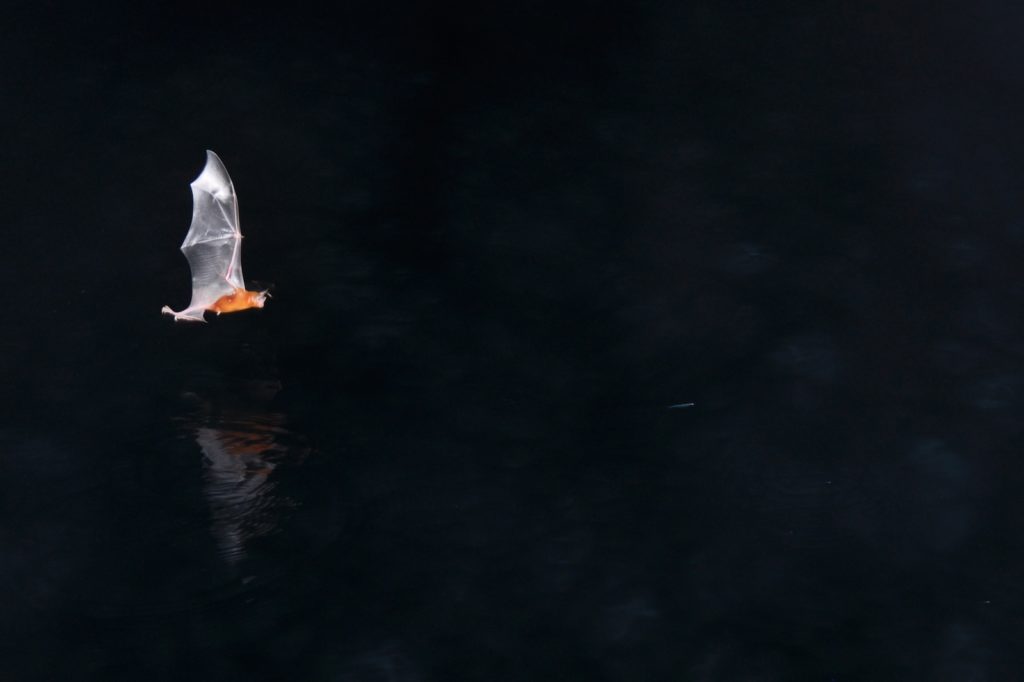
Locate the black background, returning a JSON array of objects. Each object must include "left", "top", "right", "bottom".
[{"left": 4, "top": 2, "right": 1024, "bottom": 679}]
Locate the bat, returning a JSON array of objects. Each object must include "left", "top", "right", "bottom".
[{"left": 162, "top": 150, "right": 269, "bottom": 322}]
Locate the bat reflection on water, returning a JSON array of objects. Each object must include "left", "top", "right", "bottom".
[
  {"left": 195, "top": 410, "right": 308, "bottom": 563},
  {"left": 162, "top": 151, "right": 270, "bottom": 322}
]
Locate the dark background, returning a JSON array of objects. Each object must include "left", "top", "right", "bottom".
[{"left": 3, "top": 1, "right": 1024, "bottom": 679}]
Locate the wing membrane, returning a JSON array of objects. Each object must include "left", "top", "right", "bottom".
[{"left": 182, "top": 151, "right": 246, "bottom": 309}]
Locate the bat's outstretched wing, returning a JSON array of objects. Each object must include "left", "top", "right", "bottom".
[
  {"left": 163, "top": 151, "right": 266, "bottom": 322},
  {"left": 182, "top": 150, "right": 246, "bottom": 310}
]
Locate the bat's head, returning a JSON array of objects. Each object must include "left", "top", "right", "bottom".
[{"left": 251, "top": 289, "right": 270, "bottom": 308}]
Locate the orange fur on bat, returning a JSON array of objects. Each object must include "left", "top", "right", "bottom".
[{"left": 209, "top": 288, "right": 266, "bottom": 315}]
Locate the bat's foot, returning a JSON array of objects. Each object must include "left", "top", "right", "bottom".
[{"left": 161, "top": 305, "right": 207, "bottom": 323}]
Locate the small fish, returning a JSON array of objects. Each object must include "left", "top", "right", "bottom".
[{"left": 668, "top": 402, "right": 695, "bottom": 409}]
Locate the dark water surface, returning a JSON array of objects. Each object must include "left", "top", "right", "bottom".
[{"left": 4, "top": 2, "right": 1024, "bottom": 679}]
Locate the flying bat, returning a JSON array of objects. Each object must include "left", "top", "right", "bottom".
[{"left": 162, "top": 151, "right": 269, "bottom": 322}]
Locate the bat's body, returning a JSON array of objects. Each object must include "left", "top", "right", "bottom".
[{"left": 162, "top": 151, "right": 268, "bottom": 322}]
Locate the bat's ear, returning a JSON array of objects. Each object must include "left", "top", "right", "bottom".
[{"left": 251, "top": 281, "right": 275, "bottom": 299}]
